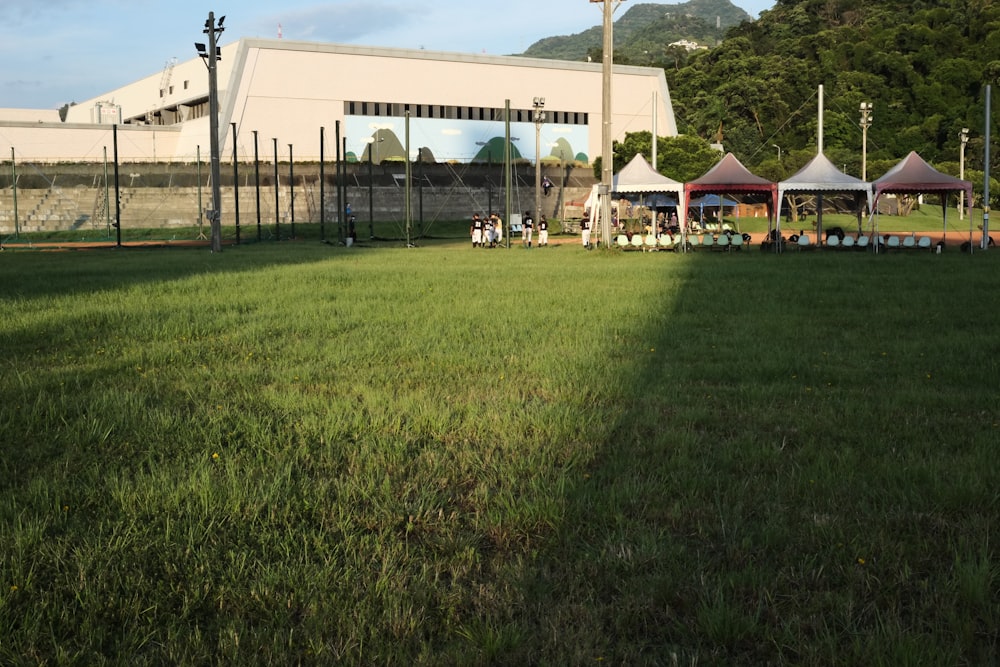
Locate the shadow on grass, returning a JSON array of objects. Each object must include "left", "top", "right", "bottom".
[{"left": 501, "top": 251, "right": 1000, "bottom": 665}]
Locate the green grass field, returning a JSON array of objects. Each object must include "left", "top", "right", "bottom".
[{"left": 1, "top": 238, "right": 998, "bottom": 665}]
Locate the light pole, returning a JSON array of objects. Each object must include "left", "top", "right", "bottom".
[
  {"left": 772, "top": 144, "right": 781, "bottom": 163},
  {"left": 195, "top": 12, "right": 225, "bottom": 252},
  {"left": 959, "top": 127, "right": 969, "bottom": 220},
  {"left": 366, "top": 135, "right": 383, "bottom": 240},
  {"left": 252, "top": 130, "right": 261, "bottom": 241},
  {"left": 231, "top": 122, "right": 240, "bottom": 244},
  {"left": 859, "top": 101, "right": 873, "bottom": 181},
  {"left": 533, "top": 97, "right": 546, "bottom": 227}
]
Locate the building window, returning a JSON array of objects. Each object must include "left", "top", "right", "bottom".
[{"left": 340, "top": 100, "right": 589, "bottom": 126}]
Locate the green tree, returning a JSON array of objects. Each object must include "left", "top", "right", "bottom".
[{"left": 593, "top": 131, "right": 721, "bottom": 183}]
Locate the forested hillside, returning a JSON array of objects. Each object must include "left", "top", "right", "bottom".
[
  {"left": 528, "top": 0, "right": 1000, "bottom": 187},
  {"left": 666, "top": 0, "right": 999, "bottom": 177},
  {"left": 523, "top": 0, "right": 750, "bottom": 61}
]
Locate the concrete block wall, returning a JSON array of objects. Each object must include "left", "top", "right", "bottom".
[{"left": 1, "top": 183, "right": 594, "bottom": 234}]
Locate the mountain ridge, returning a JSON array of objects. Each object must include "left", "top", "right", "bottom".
[{"left": 520, "top": 0, "right": 752, "bottom": 61}]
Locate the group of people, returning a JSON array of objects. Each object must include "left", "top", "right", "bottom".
[
  {"left": 470, "top": 211, "right": 553, "bottom": 248},
  {"left": 470, "top": 212, "right": 505, "bottom": 248},
  {"left": 467, "top": 205, "right": 601, "bottom": 249},
  {"left": 519, "top": 212, "right": 550, "bottom": 247}
]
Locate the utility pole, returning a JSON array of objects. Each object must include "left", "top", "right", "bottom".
[
  {"left": 196, "top": 12, "right": 225, "bottom": 252},
  {"left": 591, "top": 0, "right": 625, "bottom": 247}
]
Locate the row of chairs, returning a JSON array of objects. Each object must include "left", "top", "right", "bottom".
[
  {"left": 824, "top": 234, "right": 933, "bottom": 250},
  {"left": 616, "top": 233, "right": 676, "bottom": 251},
  {"left": 615, "top": 232, "right": 752, "bottom": 252},
  {"left": 691, "top": 233, "right": 747, "bottom": 251}
]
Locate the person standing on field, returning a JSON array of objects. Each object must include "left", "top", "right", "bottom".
[
  {"left": 492, "top": 212, "right": 504, "bottom": 246},
  {"left": 471, "top": 213, "right": 484, "bottom": 248},
  {"left": 538, "top": 215, "right": 549, "bottom": 247},
  {"left": 484, "top": 215, "right": 495, "bottom": 247},
  {"left": 522, "top": 211, "right": 534, "bottom": 248},
  {"left": 581, "top": 214, "right": 591, "bottom": 249}
]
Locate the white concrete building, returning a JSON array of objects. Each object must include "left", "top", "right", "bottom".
[{"left": 3, "top": 39, "right": 676, "bottom": 165}]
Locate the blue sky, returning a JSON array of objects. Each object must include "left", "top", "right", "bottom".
[{"left": 0, "top": 0, "right": 774, "bottom": 110}]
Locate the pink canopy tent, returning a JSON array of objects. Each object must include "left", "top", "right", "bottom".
[
  {"left": 870, "top": 151, "right": 974, "bottom": 244},
  {"left": 683, "top": 153, "right": 778, "bottom": 238}
]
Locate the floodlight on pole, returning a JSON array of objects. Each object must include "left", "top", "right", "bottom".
[
  {"left": 959, "top": 127, "right": 969, "bottom": 220},
  {"left": 859, "top": 101, "right": 873, "bottom": 181},
  {"left": 196, "top": 10, "right": 225, "bottom": 253},
  {"left": 533, "top": 97, "right": 546, "bottom": 228}
]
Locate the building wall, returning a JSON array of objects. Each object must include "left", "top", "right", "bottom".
[
  {"left": 11, "top": 40, "right": 676, "bottom": 165},
  {"left": 0, "top": 108, "right": 61, "bottom": 123},
  {"left": 222, "top": 40, "right": 675, "bottom": 163},
  {"left": 1, "top": 122, "right": 181, "bottom": 163}
]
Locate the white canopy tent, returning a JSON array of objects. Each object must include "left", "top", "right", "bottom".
[
  {"left": 777, "top": 153, "right": 873, "bottom": 242},
  {"left": 586, "top": 154, "right": 686, "bottom": 237}
]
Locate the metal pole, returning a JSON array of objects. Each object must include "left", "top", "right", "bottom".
[
  {"left": 319, "top": 127, "right": 326, "bottom": 241},
  {"left": 273, "top": 137, "right": 280, "bottom": 240},
  {"left": 206, "top": 11, "right": 223, "bottom": 253},
  {"left": 651, "top": 91, "right": 658, "bottom": 171},
  {"left": 112, "top": 124, "right": 122, "bottom": 248},
  {"left": 232, "top": 122, "right": 240, "bottom": 244},
  {"left": 11, "top": 147, "right": 19, "bottom": 238},
  {"left": 335, "top": 121, "right": 342, "bottom": 243},
  {"left": 368, "top": 142, "right": 374, "bottom": 240},
  {"left": 982, "top": 85, "right": 992, "bottom": 250},
  {"left": 860, "top": 102, "right": 872, "bottom": 181},
  {"left": 505, "top": 99, "right": 512, "bottom": 248},
  {"left": 253, "top": 131, "right": 261, "bottom": 241},
  {"left": 196, "top": 145, "right": 205, "bottom": 239},
  {"left": 103, "top": 146, "right": 110, "bottom": 237},
  {"left": 418, "top": 148, "right": 424, "bottom": 237},
  {"left": 288, "top": 144, "right": 295, "bottom": 238},
  {"left": 959, "top": 127, "right": 969, "bottom": 221},
  {"left": 534, "top": 97, "right": 545, "bottom": 231},
  {"left": 405, "top": 111, "right": 412, "bottom": 247},
  {"left": 342, "top": 136, "right": 348, "bottom": 243}
]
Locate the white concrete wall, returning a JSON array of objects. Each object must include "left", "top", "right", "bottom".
[
  {"left": 0, "top": 108, "right": 61, "bottom": 123},
  {"left": 1, "top": 122, "right": 181, "bottom": 162},
  {"left": 8, "top": 40, "right": 676, "bottom": 164}
]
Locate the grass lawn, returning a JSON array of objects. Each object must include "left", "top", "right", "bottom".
[{"left": 1, "top": 238, "right": 998, "bottom": 665}]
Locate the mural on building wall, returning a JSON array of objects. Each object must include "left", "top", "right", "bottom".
[{"left": 345, "top": 116, "right": 590, "bottom": 165}]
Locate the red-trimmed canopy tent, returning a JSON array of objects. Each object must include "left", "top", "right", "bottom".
[
  {"left": 870, "top": 151, "right": 974, "bottom": 245},
  {"left": 683, "top": 153, "right": 778, "bottom": 242}
]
